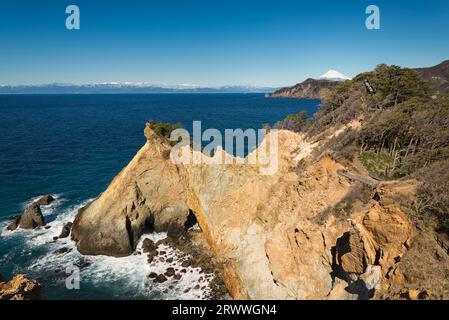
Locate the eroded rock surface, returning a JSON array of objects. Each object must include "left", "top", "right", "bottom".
[
  {"left": 0, "top": 275, "right": 41, "bottom": 300},
  {"left": 19, "top": 203, "right": 45, "bottom": 229},
  {"left": 71, "top": 123, "right": 432, "bottom": 299},
  {"left": 6, "top": 195, "right": 55, "bottom": 231}
]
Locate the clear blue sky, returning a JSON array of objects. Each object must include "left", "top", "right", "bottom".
[{"left": 1, "top": 0, "right": 448, "bottom": 86}]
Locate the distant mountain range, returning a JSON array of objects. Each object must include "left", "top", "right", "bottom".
[
  {"left": 0, "top": 83, "right": 279, "bottom": 94},
  {"left": 271, "top": 78, "right": 338, "bottom": 100},
  {"left": 415, "top": 60, "right": 449, "bottom": 95}
]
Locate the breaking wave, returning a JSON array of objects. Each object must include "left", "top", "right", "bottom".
[{"left": 0, "top": 195, "right": 214, "bottom": 299}]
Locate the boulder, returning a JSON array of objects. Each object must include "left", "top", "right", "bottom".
[
  {"left": 59, "top": 222, "right": 73, "bottom": 238},
  {"left": 362, "top": 204, "right": 416, "bottom": 269},
  {"left": 174, "top": 274, "right": 182, "bottom": 280},
  {"left": 181, "top": 260, "right": 191, "bottom": 268},
  {"left": 154, "top": 274, "right": 168, "bottom": 283},
  {"left": 7, "top": 216, "right": 21, "bottom": 231},
  {"left": 335, "top": 224, "right": 377, "bottom": 275},
  {"left": 74, "top": 259, "right": 92, "bottom": 270},
  {"left": 36, "top": 195, "right": 55, "bottom": 206},
  {"left": 148, "top": 272, "right": 158, "bottom": 278},
  {"left": 0, "top": 275, "right": 41, "bottom": 300},
  {"left": 55, "top": 247, "right": 72, "bottom": 255},
  {"left": 19, "top": 203, "right": 45, "bottom": 229},
  {"left": 165, "top": 267, "right": 175, "bottom": 277}
]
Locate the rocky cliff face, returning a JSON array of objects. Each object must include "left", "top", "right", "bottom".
[
  {"left": 70, "top": 120, "right": 437, "bottom": 300},
  {"left": 71, "top": 128, "right": 190, "bottom": 257},
  {"left": 271, "top": 79, "right": 339, "bottom": 99},
  {"left": 0, "top": 275, "right": 41, "bottom": 300}
]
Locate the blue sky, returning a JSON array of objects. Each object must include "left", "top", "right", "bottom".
[{"left": 0, "top": 0, "right": 448, "bottom": 86}]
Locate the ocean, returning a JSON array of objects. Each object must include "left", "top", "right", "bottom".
[{"left": 0, "top": 93, "right": 319, "bottom": 299}]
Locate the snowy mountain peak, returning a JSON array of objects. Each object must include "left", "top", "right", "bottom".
[{"left": 319, "top": 69, "right": 351, "bottom": 81}]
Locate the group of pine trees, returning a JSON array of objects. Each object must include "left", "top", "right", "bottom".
[{"left": 289, "top": 64, "right": 449, "bottom": 232}]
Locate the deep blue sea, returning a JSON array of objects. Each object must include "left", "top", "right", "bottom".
[{"left": 0, "top": 94, "right": 319, "bottom": 299}]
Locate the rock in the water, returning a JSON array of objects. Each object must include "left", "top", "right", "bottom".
[
  {"left": 142, "top": 238, "right": 157, "bottom": 253},
  {"left": 59, "top": 222, "right": 73, "bottom": 238},
  {"left": 36, "top": 195, "right": 55, "bottom": 206},
  {"left": 74, "top": 259, "right": 92, "bottom": 270},
  {"left": 148, "top": 272, "right": 158, "bottom": 279},
  {"left": 0, "top": 275, "right": 41, "bottom": 300},
  {"left": 181, "top": 260, "right": 191, "bottom": 268},
  {"left": 174, "top": 273, "right": 182, "bottom": 280},
  {"left": 154, "top": 274, "right": 168, "bottom": 283},
  {"left": 19, "top": 203, "right": 45, "bottom": 229},
  {"left": 7, "top": 216, "right": 21, "bottom": 231},
  {"left": 55, "top": 247, "right": 72, "bottom": 255},
  {"left": 165, "top": 267, "right": 175, "bottom": 277}
]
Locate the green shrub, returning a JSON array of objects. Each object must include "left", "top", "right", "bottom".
[
  {"left": 275, "top": 110, "right": 308, "bottom": 132},
  {"left": 147, "top": 120, "right": 181, "bottom": 139},
  {"left": 162, "top": 149, "right": 171, "bottom": 160},
  {"left": 360, "top": 151, "right": 397, "bottom": 179},
  {"left": 153, "top": 122, "right": 180, "bottom": 138}
]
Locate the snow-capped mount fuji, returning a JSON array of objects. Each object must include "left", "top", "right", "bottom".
[
  {"left": 271, "top": 69, "right": 351, "bottom": 99},
  {"left": 319, "top": 69, "right": 352, "bottom": 81}
]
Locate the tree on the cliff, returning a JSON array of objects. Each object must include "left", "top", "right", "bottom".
[{"left": 275, "top": 110, "right": 309, "bottom": 132}]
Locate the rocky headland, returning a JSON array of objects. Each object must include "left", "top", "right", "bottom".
[
  {"left": 0, "top": 274, "right": 41, "bottom": 300},
  {"left": 271, "top": 78, "right": 339, "bottom": 99}
]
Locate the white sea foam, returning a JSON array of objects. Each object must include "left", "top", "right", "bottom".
[{"left": 2, "top": 195, "right": 214, "bottom": 299}]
